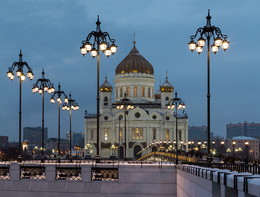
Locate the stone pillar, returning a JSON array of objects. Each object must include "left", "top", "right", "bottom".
[
  {"left": 10, "top": 161, "right": 20, "bottom": 181},
  {"left": 45, "top": 165, "right": 56, "bottom": 181}
]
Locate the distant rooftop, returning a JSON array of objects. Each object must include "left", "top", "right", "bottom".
[{"left": 232, "top": 136, "right": 257, "bottom": 140}]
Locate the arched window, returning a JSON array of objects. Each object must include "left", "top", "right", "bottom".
[
  {"left": 142, "top": 86, "right": 145, "bottom": 97},
  {"left": 126, "top": 87, "right": 130, "bottom": 97},
  {"left": 120, "top": 87, "right": 123, "bottom": 97},
  {"left": 104, "top": 97, "right": 108, "bottom": 106},
  {"left": 134, "top": 86, "right": 138, "bottom": 97},
  {"left": 148, "top": 87, "right": 151, "bottom": 97},
  {"left": 179, "top": 130, "right": 182, "bottom": 141},
  {"left": 152, "top": 128, "right": 156, "bottom": 140},
  {"left": 166, "top": 97, "right": 169, "bottom": 101},
  {"left": 166, "top": 128, "right": 170, "bottom": 140}
]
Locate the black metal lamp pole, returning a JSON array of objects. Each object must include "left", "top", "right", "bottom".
[
  {"left": 118, "top": 115, "right": 122, "bottom": 160},
  {"left": 62, "top": 93, "right": 79, "bottom": 158},
  {"left": 7, "top": 50, "right": 34, "bottom": 160},
  {"left": 80, "top": 16, "right": 117, "bottom": 159},
  {"left": 167, "top": 92, "right": 186, "bottom": 165},
  {"left": 32, "top": 69, "right": 55, "bottom": 161},
  {"left": 188, "top": 10, "right": 230, "bottom": 156},
  {"left": 232, "top": 141, "right": 236, "bottom": 159},
  {"left": 244, "top": 141, "right": 249, "bottom": 164},
  {"left": 50, "top": 83, "right": 68, "bottom": 156},
  {"left": 116, "top": 94, "right": 134, "bottom": 160}
]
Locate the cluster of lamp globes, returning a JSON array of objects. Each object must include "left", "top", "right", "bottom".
[
  {"left": 80, "top": 41, "right": 117, "bottom": 57},
  {"left": 32, "top": 84, "right": 55, "bottom": 94},
  {"left": 116, "top": 104, "right": 134, "bottom": 110},
  {"left": 51, "top": 94, "right": 79, "bottom": 111},
  {"left": 50, "top": 97, "right": 68, "bottom": 105},
  {"left": 188, "top": 36, "right": 230, "bottom": 54},
  {"left": 61, "top": 103, "right": 79, "bottom": 111},
  {"left": 7, "top": 69, "right": 34, "bottom": 81},
  {"left": 167, "top": 103, "right": 186, "bottom": 110}
]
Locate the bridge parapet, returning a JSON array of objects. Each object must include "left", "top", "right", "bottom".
[{"left": 178, "top": 164, "right": 260, "bottom": 196}]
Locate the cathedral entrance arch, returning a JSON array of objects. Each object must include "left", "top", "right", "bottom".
[
  {"left": 134, "top": 145, "right": 142, "bottom": 159},
  {"left": 118, "top": 146, "right": 124, "bottom": 159},
  {"left": 152, "top": 147, "right": 157, "bottom": 152}
]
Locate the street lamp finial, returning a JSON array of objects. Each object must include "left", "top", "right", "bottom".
[{"left": 19, "top": 49, "right": 23, "bottom": 62}]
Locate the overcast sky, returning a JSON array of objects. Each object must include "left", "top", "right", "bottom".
[{"left": 0, "top": 0, "right": 259, "bottom": 141}]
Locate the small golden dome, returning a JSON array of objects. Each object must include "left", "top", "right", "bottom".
[
  {"left": 100, "top": 77, "right": 113, "bottom": 92},
  {"left": 160, "top": 76, "right": 174, "bottom": 92}
]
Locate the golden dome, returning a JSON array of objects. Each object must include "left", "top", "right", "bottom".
[
  {"left": 100, "top": 77, "right": 113, "bottom": 92},
  {"left": 115, "top": 44, "right": 154, "bottom": 75}
]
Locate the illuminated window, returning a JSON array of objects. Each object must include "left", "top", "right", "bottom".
[
  {"left": 126, "top": 87, "right": 130, "bottom": 97},
  {"left": 132, "top": 128, "right": 143, "bottom": 140},
  {"left": 166, "top": 128, "right": 170, "bottom": 140},
  {"left": 142, "top": 87, "right": 145, "bottom": 97},
  {"left": 119, "top": 128, "right": 123, "bottom": 141},
  {"left": 152, "top": 128, "right": 156, "bottom": 140},
  {"left": 104, "top": 129, "right": 110, "bottom": 141},
  {"left": 134, "top": 86, "right": 138, "bottom": 97}
]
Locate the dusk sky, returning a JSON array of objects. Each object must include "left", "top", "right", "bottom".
[{"left": 0, "top": 0, "right": 259, "bottom": 141}]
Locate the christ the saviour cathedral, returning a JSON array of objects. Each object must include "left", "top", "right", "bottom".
[{"left": 84, "top": 43, "right": 188, "bottom": 159}]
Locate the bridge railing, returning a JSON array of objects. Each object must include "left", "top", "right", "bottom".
[
  {"left": 137, "top": 151, "right": 198, "bottom": 163},
  {"left": 181, "top": 162, "right": 260, "bottom": 174}
]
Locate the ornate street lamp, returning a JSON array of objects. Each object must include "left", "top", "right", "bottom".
[
  {"left": 116, "top": 93, "right": 134, "bottom": 160},
  {"left": 80, "top": 16, "right": 117, "bottom": 159},
  {"left": 167, "top": 92, "right": 186, "bottom": 164},
  {"left": 50, "top": 83, "right": 68, "bottom": 156},
  {"left": 32, "top": 69, "right": 55, "bottom": 160},
  {"left": 7, "top": 50, "right": 34, "bottom": 160},
  {"left": 188, "top": 10, "right": 230, "bottom": 156},
  {"left": 62, "top": 93, "right": 79, "bottom": 158}
]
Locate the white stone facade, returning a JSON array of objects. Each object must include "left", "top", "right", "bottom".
[{"left": 84, "top": 45, "right": 188, "bottom": 159}]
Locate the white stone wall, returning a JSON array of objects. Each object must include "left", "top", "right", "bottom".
[
  {"left": 177, "top": 169, "right": 214, "bottom": 197},
  {"left": 0, "top": 162, "right": 176, "bottom": 197},
  {"left": 85, "top": 106, "right": 188, "bottom": 158},
  {"left": 177, "top": 165, "right": 260, "bottom": 197}
]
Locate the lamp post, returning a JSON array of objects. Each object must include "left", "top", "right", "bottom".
[
  {"left": 7, "top": 50, "right": 34, "bottom": 160},
  {"left": 116, "top": 93, "right": 134, "bottom": 160},
  {"left": 232, "top": 141, "right": 236, "bottom": 159},
  {"left": 32, "top": 70, "right": 55, "bottom": 160},
  {"left": 118, "top": 115, "right": 123, "bottom": 160},
  {"left": 50, "top": 83, "right": 68, "bottom": 157},
  {"left": 188, "top": 10, "right": 230, "bottom": 156},
  {"left": 244, "top": 141, "right": 249, "bottom": 164},
  {"left": 198, "top": 141, "right": 202, "bottom": 158},
  {"left": 220, "top": 141, "right": 225, "bottom": 161},
  {"left": 167, "top": 92, "right": 186, "bottom": 164},
  {"left": 80, "top": 16, "right": 117, "bottom": 159},
  {"left": 212, "top": 141, "right": 216, "bottom": 155},
  {"left": 62, "top": 93, "right": 79, "bottom": 158}
]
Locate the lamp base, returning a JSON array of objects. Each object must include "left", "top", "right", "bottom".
[
  {"left": 17, "top": 155, "right": 22, "bottom": 163},
  {"left": 95, "top": 155, "right": 101, "bottom": 163}
]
